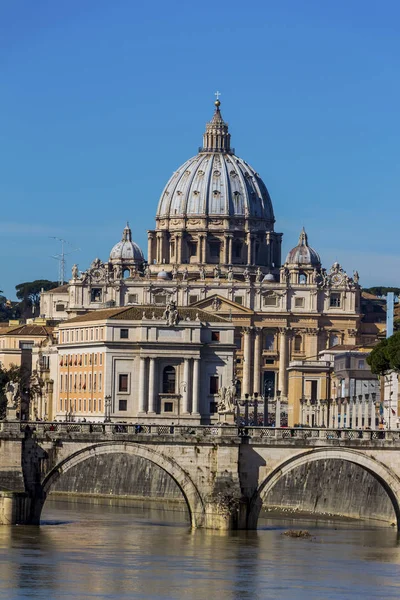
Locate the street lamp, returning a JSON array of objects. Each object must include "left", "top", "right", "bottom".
[
  {"left": 104, "top": 395, "right": 112, "bottom": 423},
  {"left": 263, "top": 381, "right": 273, "bottom": 426}
]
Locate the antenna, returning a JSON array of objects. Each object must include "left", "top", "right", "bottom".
[{"left": 50, "top": 237, "right": 80, "bottom": 285}]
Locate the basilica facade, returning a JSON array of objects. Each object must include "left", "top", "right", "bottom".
[{"left": 40, "top": 100, "right": 368, "bottom": 423}]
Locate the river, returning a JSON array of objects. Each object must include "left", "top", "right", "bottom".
[{"left": 0, "top": 499, "right": 399, "bottom": 599}]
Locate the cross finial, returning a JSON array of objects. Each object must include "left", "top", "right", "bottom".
[{"left": 214, "top": 90, "right": 221, "bottom": 100}]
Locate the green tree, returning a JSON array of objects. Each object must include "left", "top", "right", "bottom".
[
  {"left": 15, "top": 279, "right": 58, "bottom": 317},
  {"left": 367, "top": 332, "right": 400, "bottom": 375},
  {"left": 363, "top": 287, "right": 400, "bottom": 297}
]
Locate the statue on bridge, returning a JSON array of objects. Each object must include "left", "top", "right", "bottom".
[
  {"left": 5, "top": 381, "right": 19, "bottom": 409},
  {"left": 217, "top": 382, "right": 236, "bottom": 415}
]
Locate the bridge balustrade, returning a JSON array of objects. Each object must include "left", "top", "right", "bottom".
[{"left": 1, "top": 422, "right": 400, "bottom": 443}]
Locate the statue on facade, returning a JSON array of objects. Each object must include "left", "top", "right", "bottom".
[
  {"left": 243, "top": 267, "right": 250, "bottom": 282},
  {"left": 71, "top": 264, "right": 79, "bottom": 279},
  {"left": 199, "top": 266, "right": 206, "bottom": 280},
  {"left": 256, "top": 267, "right": 263, "bottom": 283},
  {"left": 144, "top": 264, "right": 151, "bottom": 279},
  {"left": 214, "top": 265, "right": 220, "bottom": 280},
  {"left": 163, "top": 300, "right": 179, "bottom": 326},
  {"left": 91, "top": 258, "right": 101, "bottom": 269},
  {"left": 227, "top": 266, "right": 234, "bottom": 282},
  {"left": 114, "top": 265, "right": 122, "bottom": 280},
  {"left": 5, "top": 381, "right": 19, "bottom": 409},
  {"left": 172, "top": 265, "right": 178, "bottom": 280},
  {"left": 212, "top": 297, "right": 221, "bottom": 311},
  {"left": 182, "top": 267, "right": 188, "bottom": 281},
  {"left": 353, "top": 270, "right": 359, "bottom": 284}
]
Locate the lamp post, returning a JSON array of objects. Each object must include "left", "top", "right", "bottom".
[
  {"left": 104, "top": 395, "right": 112, "bottom": 423},
  {"left": 263, "top": 381, "right": 273, "bottom": 426}
]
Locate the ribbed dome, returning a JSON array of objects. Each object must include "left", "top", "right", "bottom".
[
  {"left": 156, "top": 102, "right": 274, "bottom": 225},
  {"left": 110, "top": 224, "right": 144, "bottom": 263},
  {"left": 285, "top": 228, "right": 321, "bottom": 267}
]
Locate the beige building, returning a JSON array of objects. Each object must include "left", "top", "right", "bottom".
[
  {"left": 39, "top": 100, "right": 373, "bottom": 422},
  {"left": 54, "top": 304, "right": 235, "bottom": 424}
]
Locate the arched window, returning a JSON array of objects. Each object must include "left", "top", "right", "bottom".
[
  {"left": 123, "top": 268, "right": 130, "bottom": 279},
  {"left": 294, "top": 335, "right": 302, "bottom": 352},
  {"left": 330, "top": 334, "right": 340, "bottom": 348},
  {"left": 299, "top": 272, "right": 307, "bottom": 284},
  {"left": 163, "top": 366, "right": 176, "bottom": 394}
]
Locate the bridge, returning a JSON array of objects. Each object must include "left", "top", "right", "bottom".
[{"left": 1, "top": 421, "right": 400, "bottom": 530}]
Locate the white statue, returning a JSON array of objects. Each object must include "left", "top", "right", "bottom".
[
  {"left": 227, "top": 266, "right": 234, "bottom": 282},
  {"left": 199, "top": 266, "right": 206, "bottom": 280},
  {"left": 214, "top": 265, "right": 220, "bottom": 280},
  {"left": 243, "top": 267, "right": 250, "bottom": 282},
  {"left": 5, "top": 381, "right": 19, "bottom": 409},
  {"left": 163, "top": 300, "right": 179, "bottom": 326},
  {"left": 217, "top": 383, "right": 235, "bottom": 414},
  {"left": 353, "top": 270, "right": 359, "bottom": 284},
  {"left": 182, "top": 267, "right": 188, "bottom": 281},
  {"left": 256, "top": 267, "right": 262, "bottom": 283},
  {"left": 144, "top": 264, "right": 151, "bottom": 279},
  {"left": 72, "top": 264, "right": 79, "bottom": 279}
]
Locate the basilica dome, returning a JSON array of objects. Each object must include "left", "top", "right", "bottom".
[
  {"left": 285, "top": 228, "right": 321, "bottom": 267},
  {"left": 110, "top": 224, "right": 144, "bottom": 264},
  {"left": 156, "top": 101, "right": 274, "bottom": 226}
]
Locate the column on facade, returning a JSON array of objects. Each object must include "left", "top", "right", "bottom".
[
  {"left": 227, "top": 234, "right": 233, "bottom": 265},
  {"left": 253, "top": 328, "right": 262, "bottom": 395},
  {"left": 278, "top": 328, "right": 289, "bottom": 397},
  {"left": 357, "top": 396, "right": 363, "bottom": 428},
  {"left": 138, "top": 357, "right": 147, "bottom": 413},
  {"left": 370, "top": 399, "right": 376, "bottom": 430},
  {"left": 364, "top": 395, "right": 370, "bottom": 429},
  {"left": 156, "top": 232, "right": 162, "bottom": 264},
  {"left": 275, "top": 395, "right": 281, "bottom": 428},
  {"left": 332, "top": 399, "right": 338, "bottom": 428},
  {"left": 147, "top": 233, "right": 154, "bottom": 265},
  {"left": 337, "top": 398, "right": 343, "bottom": 428},
  {"left": 176, "top": 233, "right": 182, "bottom": 264},
  {"left": 199, "top": 234, "right": 206, "bottom": 264},
  {"left": 182, "top": 358, "right": 190, "bottom": 414},
  {"left": 192, "top": 358, "right": 200, "bottom": 414},
  {"left": 246, "top": 233, "right": 252, "bottom": 265},
  {"left": 328, "top": 400, "right": 334, "bottom": 428},
  {"left": 242, "top": 327, "right": 252, "bottom": 396},
  {"left": 148, "top": 358, "right": 156, "bottom": 413}
]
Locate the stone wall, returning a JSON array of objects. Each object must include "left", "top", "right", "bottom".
[
  {"left": 263, "top": 458, "right": 396, "bottom": 523},
  {"left": 50, "top": 452, "right": 184, "bottom": 502}
]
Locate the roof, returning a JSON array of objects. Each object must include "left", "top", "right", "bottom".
[
  {"left": 1, "top": 325, "right": 54, "bottom": 337},
  {"left": 42, "top": 284, "right": 68, "bottom": 294},
  {"left": 62, "top": 305, "right": 230, "bottom": 324}
]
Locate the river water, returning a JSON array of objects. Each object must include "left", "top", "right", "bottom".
[{"left": 0, "top": 499, "right": 399, "bottom": 599}]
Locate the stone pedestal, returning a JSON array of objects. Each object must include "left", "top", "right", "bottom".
[
  {"left": 6, "top": 407, "right": 18, "bottom": 421},
  {"left": 218, "top": 412, "right": 235, "bottom": 425}
]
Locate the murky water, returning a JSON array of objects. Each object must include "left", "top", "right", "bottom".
[{"left": 0, "top": 499, "right": 399, "bottom": 599}]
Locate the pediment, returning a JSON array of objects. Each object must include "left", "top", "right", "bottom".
[{"left": 191, "top": 294, "right": 254, "bottom": 315}]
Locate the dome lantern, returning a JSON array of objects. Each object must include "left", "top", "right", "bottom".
[
  {"left": 285, "top": 228, "right": 321, "bottom": 268},
  {"left": 109, "top": 223, "right": 144, "bottom": 265},
  {"left": 200, "top": 100, "right": 232, "bottom": 154}
]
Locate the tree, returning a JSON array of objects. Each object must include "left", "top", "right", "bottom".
[
  {"left": 15, "top": 280, "right": 58, "bottom": 318},
  {"left": 363, "top": 287, "right": 400, "bottom": 298},
  {"left": 367, "top": 332, "right": 400, "bottom": 375},
  {"left": 0, "top": 364, "right": 24, "bottom": 419}
]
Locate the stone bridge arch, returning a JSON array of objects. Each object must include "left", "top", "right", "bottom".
[
  {"left": 248, "top": 447, "right": 400, "bottom": 530},
  {"left": 37, "top": 442, "right": 205, "bottom": 528}
]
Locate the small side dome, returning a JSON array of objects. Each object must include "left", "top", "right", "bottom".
[
  {"left": 285, "top": 228, "right": 321, "bottom": 267},
  {"left": 157, "top": 269, "right": 171, "bottom": 280},
  {"left": 110, "top": 223, "right": 144, "bottom": 264},
  {"left": 263, "top": 273, "right": 275, "bottom": 282}
]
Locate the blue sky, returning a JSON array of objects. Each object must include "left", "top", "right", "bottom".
[{"left": 1, "top": 0, "right": 399, "bottom": 299}]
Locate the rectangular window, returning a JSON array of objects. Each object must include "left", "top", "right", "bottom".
[
  {"left": 311, "top": 380, "right": 318, "bottom": 401},
  {"left": 119, "top": 374, "right": 128, "bottom": 393},
  {"left": 211, "top": 331, "right": 220, "bottom": 342},
  {"left": 91, "top": 288, "right": 102, "bottom": 303},
  {"left": 209, "top": 401, "right": 218, "bottom": 414},
  {"left": 154, "top": 294, "right": 165, "bottom": 305},
  {"left": 95, "top": 328, "right": 98, "bottom": 340},
  {"left": 294, "top": 297, "right": 305, "bottom": 308},
  {"left": 90, "top": 329, "right": 94, "bottom": 340},
  {"left": 263, "top": 295, "right": 277, "bottom": 307},
  {"left": 79, "top": 399, "right": 82, "bottom": 411},
  {"left": 189, "top": 295, "right": 198, "bottom": 304},
  {"left": 59, "top": 398, "right": 62, "bottom": 411},
  {"left": 99, "top": 354, "right": 103, "bottom": 366},
  {"left": 93, "top": 399, "right": 97, "bottom": 412},
  {"left": 189, "top": 241, "right": 197, "bottom": 257},
  {"left": 234, "top": 336, "right": 242, "bottom": 349},
  {"left": 164, "top": 402, "right": 173, "bottom": 412},
  {"left": 89, "top": 399, "right": 92, "bottom": 412},
  {"left": 209, "top": 242, "right": 220, "bottom": 258},
  {"left": 209, "top": 375, "right": 219, "bottom": 395},
  {"left": 264, "top": 333, "right": 275, "bottom": 350},
  {"left": 358, "top": 359, "right": 365, "bottom": 369},
  {"left": 84, "top": 399, "right": 87, "bottom": 412},
  {"left": 234, "top": 296, "right": 243, "bottom": 305},
  {"left": 120, "top": 328, "right": 129, "bottom": 339},
  {"left": 93, "top": 374, "right": 97, "bottom": 391},
  {"left": 99, "top": 373, "right": 102, "bottom": 391},
  {"left": 88, "top": 374, "right": 92, "bottom": 392},
  {"left": 330, "top": 293, "right": 341, "bottom": 308},
  {"left": 128, "top": 294, "right": 138, "bottom": 304},
  {"left": 98, "top": 399, "right": 102, "bottom": 412},
  {"left": 94, "top": 354, "right": 97, "bottom": 366},
  {"left": 55, "top": 304, "right": 65, "bottom": 312},
  {"left": 119, "top": 399, "right": 127, "bottom": 411}
]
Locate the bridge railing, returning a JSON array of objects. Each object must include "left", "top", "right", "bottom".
[{"left": 1, "top": 422, "right": 400, "bottom": 442}]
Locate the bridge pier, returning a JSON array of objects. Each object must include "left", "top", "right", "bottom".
[{"left": 0, "top": 492, "right": 32, "bottom": 525}]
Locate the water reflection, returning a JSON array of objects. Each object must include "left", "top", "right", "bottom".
[{"left": 0, "top": 500, "right": 399, "bottom": 599}]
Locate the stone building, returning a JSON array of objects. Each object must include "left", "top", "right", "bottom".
[
  {"left": 54, "top": 304, "right": 235, "bottom": 424},
  {"left": 40, "top": 99, "right": 366, "bottom": 419}
]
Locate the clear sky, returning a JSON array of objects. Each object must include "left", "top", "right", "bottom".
[{"left": 1, "top": 0, "right": 399, "bottom": 299}]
